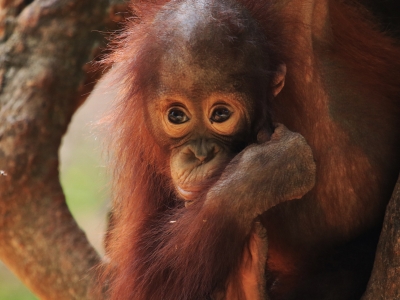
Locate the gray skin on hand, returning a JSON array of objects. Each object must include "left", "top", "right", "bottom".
[{"left": 205, "top": 123, "right": 316, "bottom": 227}]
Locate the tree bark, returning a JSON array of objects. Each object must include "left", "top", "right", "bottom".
[
  {"left": 0, "top": 0, "right": 127, "bottom": 299},
  {"left": 362, "top": 174, "right": 400, "bottom": 300}
]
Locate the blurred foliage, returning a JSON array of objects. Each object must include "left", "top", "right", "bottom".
[
  {"left": 0, "top": 266, "right": 38, "bottom": 300},
  {"left": 62, "top": 145, "right": 109, "bottom": 215}
]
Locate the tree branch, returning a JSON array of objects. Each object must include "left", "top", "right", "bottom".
[
  {"left": 362, "top": 173, "right": 400, "bottom": 300},
  {"left": 0, "top": 0, "right": 128, "bottom": 299}
]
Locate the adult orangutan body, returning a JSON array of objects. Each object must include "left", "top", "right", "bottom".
[{"left": 103, "top": 0, "right": 400, "bottom": 299}]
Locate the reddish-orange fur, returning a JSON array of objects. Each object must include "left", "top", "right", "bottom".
[{"left": 103, "top": 1, "right": 400, "bottom": 299}]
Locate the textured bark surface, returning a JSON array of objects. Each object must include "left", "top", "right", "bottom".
[
  {"left": 0, "top": 0, "right": 127, "bottom": 299},
  {"left": 362, "top": 174, "right": 400, "bottom": 300}
]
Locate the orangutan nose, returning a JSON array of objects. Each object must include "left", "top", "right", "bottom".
[{"left": 191, "top": 139, "right": 217, "bottom": 164}]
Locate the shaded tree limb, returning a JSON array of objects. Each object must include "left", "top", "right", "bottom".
[
  {"left": 362, "top": 173, "right": 400, "bottom": 300},
  {"left": 0, "top": 0, "right": 127, "bottom": 299}
]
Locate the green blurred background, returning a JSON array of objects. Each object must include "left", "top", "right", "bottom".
[{"left": 0, "top": 85, "right": 113, "bottom": 299}]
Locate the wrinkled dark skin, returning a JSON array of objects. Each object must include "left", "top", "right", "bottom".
[{"left": 206, "top": 123, "right": 316, "bottom": 230}]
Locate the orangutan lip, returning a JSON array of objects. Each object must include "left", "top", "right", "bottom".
[{"left": 176, "top": 186, "right": 202, "bottom": 201}]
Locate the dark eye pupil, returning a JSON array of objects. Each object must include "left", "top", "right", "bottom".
[
  {"left": 211, "top": 108, "right": 231, "bottom": 123},
  {"left": 168, "top": 109, "right": 188, "bottom": 124}
]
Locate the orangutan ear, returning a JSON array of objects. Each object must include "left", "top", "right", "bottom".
[{"left": 271, "top": 64, "right": 286, "bottom": 97}]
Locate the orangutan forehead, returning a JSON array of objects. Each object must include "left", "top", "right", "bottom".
[
  {"left": 152, "top": 0, "right": 270, "bottom": 71},
  {"left": 146, "top": 0, "right": 272, "bottom": 100},
  {"left": 155, "top": 52, "right": 250, "bottom": 101}
]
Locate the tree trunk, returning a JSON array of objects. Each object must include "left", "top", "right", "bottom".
[
  {"left": 362, "top": 174, "right": 400, "bottom": 300},
  {"left": 0, "top": 0, "right": 127, "bottom": 299}
]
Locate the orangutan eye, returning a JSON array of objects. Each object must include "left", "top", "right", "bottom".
[
  {"left": 168, "top": 108, "right": 189, "bottom": 124},
  {"left": 210, "top": 107, "right": 232, "bottom": 123}
]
